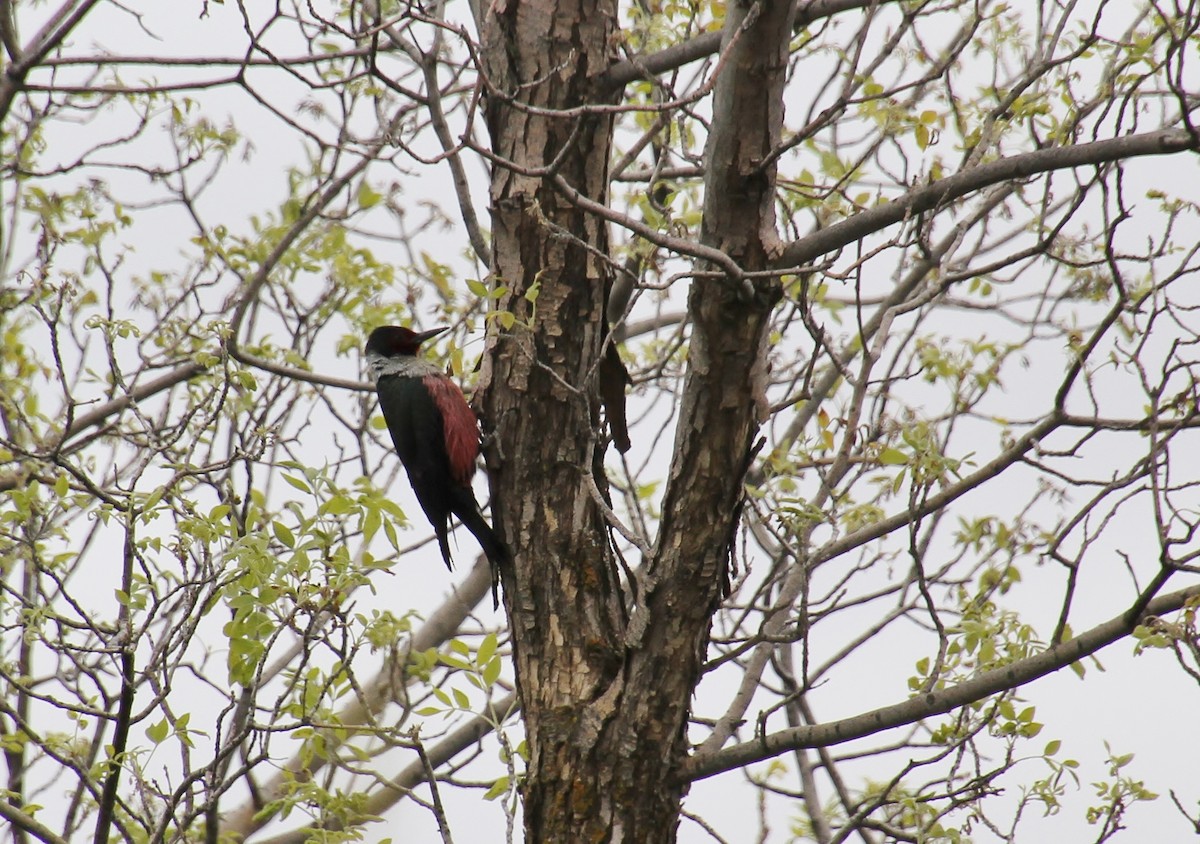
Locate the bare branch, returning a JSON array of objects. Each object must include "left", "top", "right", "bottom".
[
  {"left": 686, "top": 584, "right": 1200, "bottom": 780},
  {"left": 773, "top": 128, "right": 1200, "bottom": 271}
]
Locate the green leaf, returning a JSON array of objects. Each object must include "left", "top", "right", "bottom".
[
  {"left": 143, "top": 485, "right": 166, "bottom": 512},
  {"left": 146, "top": 718, "right": 169, "bottom": 744},
  {"left": 482, "top": 657, "right": 502, "bottom": 687},
  {"left": 356, "top": 181, "right": 382, "bottom": 209},
  {"left": 878, "top": 447, "right": 908, "bottom": 465},
  {"left": 272, "top": 520, "right": 295, "bottom": 548},
  {"left": 383, "top": 518, "right": 399, "bottom": 550},
  {"left": 483, "top": 776, "right": 510, "bottom": 801},
  {"left": 233, "top": 370, "right": 257, "bottom": 391},
  {"left": 477, "top": 632, "right": 498, "bottom": 667},
  {"left": 320, "top": 495, "right": 353, "bottom": 516},
  {"left": 283, "top": 474, "right": 311, "bottom": 493},
  {"left": 362, "top": 506, "right": 381, "bottom": 543}
]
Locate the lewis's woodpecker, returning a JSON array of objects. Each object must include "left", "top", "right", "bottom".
[{"left": 366, "top": 325, "right": 507, "bottom": 603}]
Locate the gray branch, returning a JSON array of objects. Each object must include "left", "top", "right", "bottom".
[
  {"left": 684, "top": 583, "right": 1200, "bottom": 780},
  {"left": 772, "top": 128, "right": 1200, "bottom": 271}
]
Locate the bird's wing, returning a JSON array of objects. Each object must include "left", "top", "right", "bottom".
[{"left": 420, "top": 375, "right": 480, "bottom": 488}]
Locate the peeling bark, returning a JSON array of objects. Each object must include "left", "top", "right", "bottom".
[
  {"left": 478, "top": 0, "right": 630, "bottom": 839},
  {"left": 479, "top": 0, "right": 793, "bottom": 839}
]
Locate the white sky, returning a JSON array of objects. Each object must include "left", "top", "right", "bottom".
[{"left": 5, "top": 1, "right": 1200, "bottom": 842}]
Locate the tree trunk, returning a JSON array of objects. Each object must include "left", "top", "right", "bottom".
[
  {"left": 478, "top": 0, "right": 629, "bottom": 840},
  {"left": 479, "top": 0, "right": 793, "bottom": 838}
]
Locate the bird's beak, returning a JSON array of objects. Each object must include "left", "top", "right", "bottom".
[{"left": 414, "top": 326, "right": 450, "bottom": 346}]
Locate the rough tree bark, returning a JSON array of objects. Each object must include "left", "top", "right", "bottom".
[
  {"left": 477, "top": 0, "right": 628, "bottom": 840},
  {"left": 479, "top": 0, "right": 793, "bottom": 840}
]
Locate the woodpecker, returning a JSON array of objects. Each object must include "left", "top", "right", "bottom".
[{"left": 366, "top": 325, "right": 507, "bottom": 605}]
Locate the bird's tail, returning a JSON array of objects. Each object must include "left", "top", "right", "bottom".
[
  {"left": 434, "top": 522, "right": 455, "bottom": 571},
  {"left": 457, "top": 506, "right": 510, "bottom": 609}
]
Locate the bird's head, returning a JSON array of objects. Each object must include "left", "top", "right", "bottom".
[{"left": 365, "top": 325, "right": 449, "bottom": 358}]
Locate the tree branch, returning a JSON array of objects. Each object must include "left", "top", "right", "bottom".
[
  {"left": 91, "top": 532, "right": 138, "bottom": 844},
  {"left": 252, "top": 691, "right": 520, "bottom": 844},
  {"left": 0, "top": 0, "right": 102, "bottom": 120},
  {"left": 0, "top": 361, "right": 206, "bottom": 493},
  {"left": 219, "top": 557, "right": 496, "bottom": 838},
  {"left": 601, "top": 0, "right": 889, "bottom": 88},
  {"left": 0, "top": 800, "right": 69, "bottom": 844},
  {"left": 684, "top": 583, "right": 1200, "bottom": 780},
  {"left": 771, "top": 128, "right": 1200, "bottom": 271}
]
